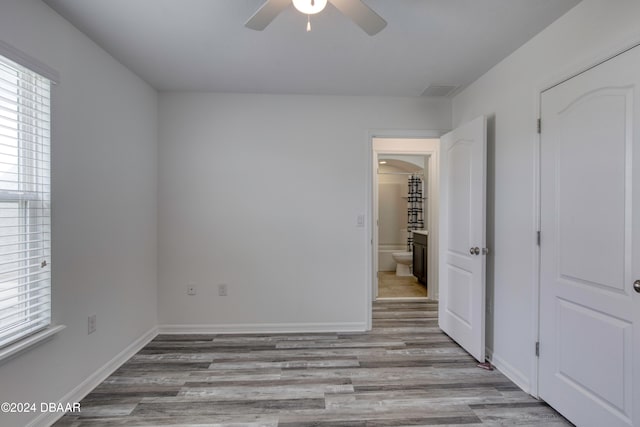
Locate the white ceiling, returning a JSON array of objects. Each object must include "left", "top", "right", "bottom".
[{"left": 42, "top": 0, "right": 581, "bottom": 96}]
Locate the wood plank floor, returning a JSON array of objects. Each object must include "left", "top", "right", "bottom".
[{"left": 55, "top": 301, "right": 572, "bottom": 426}]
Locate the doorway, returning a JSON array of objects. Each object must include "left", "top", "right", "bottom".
[
  {"left": 367, "top": 122, "right": 486, "bottom": 357},
  {"left": 370, "top": 137, "right": 440, "bottom": 303},
  {"left": 377, "top": 154, "right": 428, "bottom": 298}
]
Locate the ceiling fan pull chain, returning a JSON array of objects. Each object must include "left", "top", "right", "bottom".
[{"left": 307, "top": 0, "right": 314, "bottom": 32}]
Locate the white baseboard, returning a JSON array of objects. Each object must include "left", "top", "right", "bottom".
[
  {"left": 27, "top": 326, "right": 158, "bottom": 427},
  {"left": 486, "top": 347, "right": 531, "bottom": 394},
  {"left": 158, "top": 322, "right": 367, "bottom": 334}
]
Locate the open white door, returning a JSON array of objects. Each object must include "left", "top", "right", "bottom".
[
  {"left": 539, "top": 45, "right": 640, "bottom": 427},
  {"left": 439, "top": 116, "right": 487, "bottom": 362}
]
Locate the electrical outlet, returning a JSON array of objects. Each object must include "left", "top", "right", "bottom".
[
  {"left": 187, "top": 283, "right": 197, "bottom": 295},
  {"left": 218, "top": 283, "right": 228, "bottom": 296},
  {"left": 88, "top": 314, "right": 96, "bottom": 334}
]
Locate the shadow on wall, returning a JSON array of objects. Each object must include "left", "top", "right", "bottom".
[{"left": 486, "top": 114, "right": 496, "bottom": 354}]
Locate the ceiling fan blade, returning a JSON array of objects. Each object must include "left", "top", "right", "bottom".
[
  {"left": 245, "top": 0, "right": 291, "bottom": 31},
  {"left": 329, "top": 0, "right": 387, "bottom": 35}
]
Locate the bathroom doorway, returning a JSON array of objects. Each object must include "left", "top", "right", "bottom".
[
  {"left": 377, "top": 155, "right": 427, "bottom": 298},
  {"left": 371, "top": 137, "right": 440, "bottom": 302}
]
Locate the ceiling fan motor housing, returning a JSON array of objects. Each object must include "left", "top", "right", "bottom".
[{"left": 292, "top": 0, "right": 327, "bottom": 15}]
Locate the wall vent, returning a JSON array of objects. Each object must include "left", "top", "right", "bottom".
[{"left": 421, "top": 84, "right": 459, "bottom": 98}]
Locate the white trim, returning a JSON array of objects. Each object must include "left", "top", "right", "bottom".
[
  {"left": 0, "top": 325, "right": 65, "bottom": 365},
  {"left": 367, "top": 130, "right": 443, "bottom": 330},
  {"left": 158, "top": 322, "right": 367, "bottom": 334},
  {"left": 365, "top": 130, "right": 373, "bottom": 331},
  {"left": 486, "top": 348, "right": 531, "bottom": 394},
  {"left": 363, "top": 128, "right": 445, "bottom": 327},
  {"left": 27, "top": 327, "right": 158, "bottom": 427},
  {"left": 529, "top": 87, "right": 542, "bottom": 399},
  {"left": 0, "top": 40, "right": 59, "bottom": 83}
]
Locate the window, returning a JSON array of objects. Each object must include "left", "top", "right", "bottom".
[{"left": 0, "top": 54, "right": 51, "bottom": 349}]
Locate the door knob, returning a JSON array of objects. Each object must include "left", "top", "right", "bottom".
[
  {"left": 469, "top": 247, "right": 480, "bottom": 256},
  {"left": 634, "top": 280, "right": 640, "bottom": 293},
  {"left": 470, "top": 247, "right": 475, "bottom": 255}
]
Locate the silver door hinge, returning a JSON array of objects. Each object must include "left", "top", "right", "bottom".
[
  {"left": 537, "top": 231, "right": 541, "bottom": 246},
  {"left": 535, "top": 341, "right": 540, "bottom": 357},
  {"left": 537, "top": 118, "right": 542, "bottom": 134}
]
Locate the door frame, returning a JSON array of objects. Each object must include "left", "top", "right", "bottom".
[
  {"left": 366, "top": 130, "right": 443, "bottom": 330},
  {"left": 532, "top": 38, "right": 640, "bottom": 398}
]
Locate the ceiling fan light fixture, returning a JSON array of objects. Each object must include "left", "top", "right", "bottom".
[{"left": 292, "top": 0, "right": 327, "bottom": 15}]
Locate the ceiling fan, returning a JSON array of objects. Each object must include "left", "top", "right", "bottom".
[{"left": 245, "top": 0, "right": 387, "bottom": 36}]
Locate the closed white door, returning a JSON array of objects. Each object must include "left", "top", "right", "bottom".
[
  {"left": 539, "top": 45, "right": 640, "bottom": 427},
  {"left": 439, "top": 116, "right": 487, "bottom": 362}
]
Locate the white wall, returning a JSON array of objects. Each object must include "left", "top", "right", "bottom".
[
  {"left": 158, "top": 94, "right": 450, "bottom": 331},
  {"left": 0, "top": 1, "right": 158, "bottom": 426},
  {"left": 452, "top": 0, "right": 640, "bottom": 393}
]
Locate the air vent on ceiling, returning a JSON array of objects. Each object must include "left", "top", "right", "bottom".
[{"left": 421, "top": 84, "right": 459, "bottom": 98}]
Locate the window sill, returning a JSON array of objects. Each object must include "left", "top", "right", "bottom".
[{"left": 0, "top": 325, "right": 66, "bottom": 365}]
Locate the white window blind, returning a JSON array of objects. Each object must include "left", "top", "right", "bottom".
[{"left": 0, "top": 54, "right": 51, "bottom": 349}]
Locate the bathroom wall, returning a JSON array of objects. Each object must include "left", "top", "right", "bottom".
[
  {"left": 378, "top": 165, "right": 408, "bottom": 248},
  {"left": 377, "top": 165, "right": 408, "bottom": 272},
  {"left": 377, "top": 156, "right": 427, "bottom": 271},
  {"left": 377, "top": 157, "right": 427, "bottom": 247}
]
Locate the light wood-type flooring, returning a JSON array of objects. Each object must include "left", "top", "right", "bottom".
[
  {"left": 377, "top": 271, "right": 427, "bottom": 298},
  {"left": 55, "top": 301, "right": 571, "bottom": 426}
]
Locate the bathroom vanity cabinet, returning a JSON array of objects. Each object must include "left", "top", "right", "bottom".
[{"left": 412, "top": 231, "right": 428, "bottom": 286}]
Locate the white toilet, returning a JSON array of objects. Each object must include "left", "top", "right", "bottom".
[{"left": 392, "top": 251, "right": 413, "bottom": 276}]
